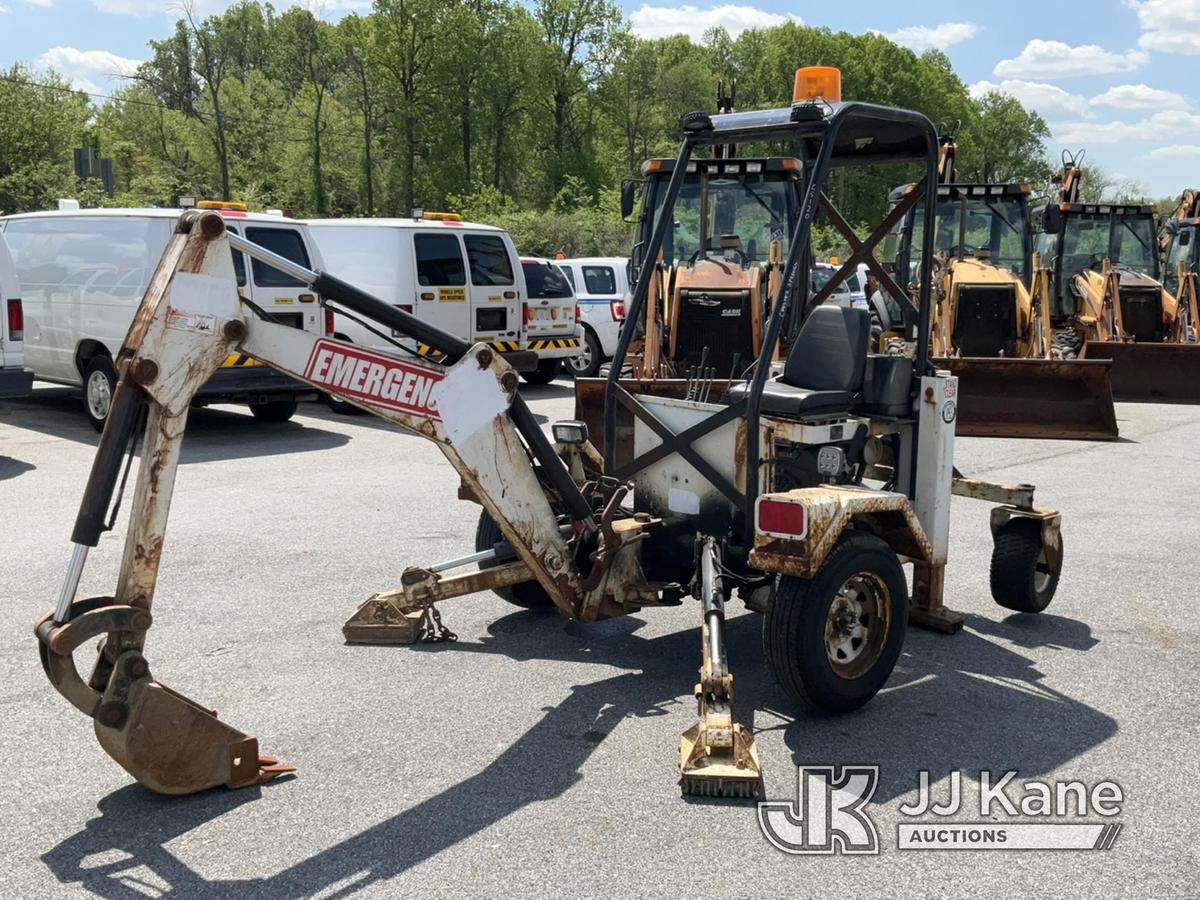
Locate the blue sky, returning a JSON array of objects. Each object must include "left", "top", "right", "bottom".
[{"left": 2, "top": 0, "right": 1199, "bottom": 197}]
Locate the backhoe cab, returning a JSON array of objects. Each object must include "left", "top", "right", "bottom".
[
  {"left": 1035, "top": 150, "right": 1200, "bottom": 403},
  {"left": 37, "top": 67, "right": 1065, "bottom": 803},
  {"left": 881, "top": 136, "right": 1118, "bottom": 440}
]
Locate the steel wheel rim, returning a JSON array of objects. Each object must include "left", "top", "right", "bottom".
[
  {"left": 1034, "top": 545, "right": 1053, "bottom": 594},
  {"left": 87, "top": 369, "right": 112, "bottom": 421},
  {"left": 824, "top": 572, "right": 890, "bottom": 679},
  {"left": 568, "top": 341, "right": 592, "bottom": 374}
]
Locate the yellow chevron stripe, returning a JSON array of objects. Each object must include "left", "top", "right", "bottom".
[{"left": 221, "top": 353, "right": 262, "bottom": 367}]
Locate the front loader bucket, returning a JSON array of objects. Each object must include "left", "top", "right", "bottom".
[
  {"left": 936, "top": 357, "right": 1119, "bottom": 441},
  {"left": 1081, "top": 341, "right": 1200, "bottom": 403}
]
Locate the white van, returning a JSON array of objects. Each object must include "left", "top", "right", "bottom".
[
  {"left": 554, "top": 256, "right": 627, "bottom": 377},
  {"left": 0, "top": 234, "right": 33, "bottom": 400},
  {"left": 0, "top": 205, "right": 325, "bottom": 429},
  {"left": 305, "top": 217, "right": 581, "bottom": 390}
]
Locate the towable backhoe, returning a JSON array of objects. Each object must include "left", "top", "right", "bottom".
[
  {"left": 1035, "top": 151, "right": 1200, "bottom": 403},
  {"left": 879, "top": 137, "right": 1118, "bottom": 440},
  {"left": 36, "top": 67, "right": 1066, "bottom": 802}
]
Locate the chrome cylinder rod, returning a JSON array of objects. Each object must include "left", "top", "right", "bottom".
[{"left": 53, "top": 543, "right": 89, "bottom": 624}]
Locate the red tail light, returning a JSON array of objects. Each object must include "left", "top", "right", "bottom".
[
  {"left": 523, "top": 302, "right": 530, "bottom": 326},
  {"left": 574, "top": 303, "right": 580, "bottom": 322},
  {"left": 610, "top": 299, "right": 625, "bottom": 321},
  {"left": 756, "top": 498, "right": 807, "bottom": 539},
  {"left": 6, "top": 298, "right": 23, "bottom": 341},
  {"left": 323, "top": 306, "right": 334, "bottom": 336},
  {"left": 397, "top": 304, "right": 413, "bottom": 315}
]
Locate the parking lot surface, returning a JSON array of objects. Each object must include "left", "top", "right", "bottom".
[{"left": 1, "top": 383, "right": 1197, "bottom": 898}]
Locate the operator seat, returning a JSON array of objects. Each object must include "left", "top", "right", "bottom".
[{"left": 728, "top": 305, "right": 870, "bottom": 418}]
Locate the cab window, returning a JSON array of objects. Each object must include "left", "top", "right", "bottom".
[
  {"left": 465, "top": 235, "right": 514, "bottom": 286},
  {"left": 557, "top": 264, "right": 576, "bottom": 289},
  {"left": 582, "top": 265, "right": 616, "bottom": 295},
  {"left": 245, "top": 226, "right": 310, "bottom": 287},
  {"left": 414, "top": 233, "right": 466, "bottom": 285},
  {"left": 225, "top": 225, "right": 247, "bottom": 286}
]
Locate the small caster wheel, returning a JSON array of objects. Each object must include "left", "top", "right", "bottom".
[{"left": 990, "top": 519, "right": 1062, "bottom": 613}]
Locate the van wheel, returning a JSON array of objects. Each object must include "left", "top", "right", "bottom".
[
  {"left": 474, "top": 509, "right": 555, "bottom": 609},
  {"left": 83, "top": 356, "right": 117, "bottom": 432},
  {"left": 565, "top": 329, "right": 602, "bottom": 378},
  {"left": 522, "top": 359, "right": 562, "bottom": 385},
  {"left": 324, "top": 392, "right": 364, "bottom": 415},
  {"left": 249, "top": 399, "right": 298, "bottom": 422},
  {"left": 763, "top": 531, "right": 908, "bottom": 713}
]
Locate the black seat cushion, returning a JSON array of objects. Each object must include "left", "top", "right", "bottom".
[
  {"left": 781, "top": 305, "right": 870, "bottom": 392},
  {"left": 726, "top": 306, "right": 870, "bottom": 419}
]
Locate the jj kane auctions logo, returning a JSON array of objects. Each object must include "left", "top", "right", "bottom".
[{"left": 758, "top": 766, "right": 1124, "bottom": 854}]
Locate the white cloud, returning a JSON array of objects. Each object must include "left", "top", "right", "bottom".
[
  {"left": 1091, "top": 83, "right": 1190, "bottom": 110},
  {"left": 970, "top": 78, "right": 1088, "bottom": 118},
  {"left": 1147, "top": 144, "right": 1200, "bottom": 159},
  {"left": 35, "top": 46, "right": 143, "bottom": 95},
  {"left": 994, "top": 39, "right": 1148, "bottom": 79},
  {"left": 874, "top": 22, "right": 979, "bottom": 52},
  {"left": 1129, "top": 0, "right": 1200, "bottom": 54},
  {"left": 25, "top": 0, "right": 52, "bottom": 6},
  {"left": 1056, "top": 110, "right": 1200, "bottom": 145},
  {"left": 91, "top": 0, "right": 164, "bottom": 12},
  {"left": 629, "top": 4, "right": 802, "bottom": 41}
]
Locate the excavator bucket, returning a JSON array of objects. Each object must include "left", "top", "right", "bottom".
[
  {"left": 36, "top": 603, "right": 294, "bottom": 795},
  {"left": 1081, "top": 341, "right": 1200, "bottom": 403},
  {"left": 936, "top": 357, "right": 1119, "bottom": 441}
]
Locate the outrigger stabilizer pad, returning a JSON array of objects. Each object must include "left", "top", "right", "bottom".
[{"left": 679, "top": 721, "right": 764, "bottom": 799}]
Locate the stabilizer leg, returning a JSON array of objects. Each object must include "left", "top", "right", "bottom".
[{"left": 679, "top": 537, "right": 763, "bottom": 799}]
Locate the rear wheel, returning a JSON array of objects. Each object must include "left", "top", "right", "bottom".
[
  {"left": 83, "top": 355, "right": 117, "bottom": 432},
  {"left": 990, "top": 519, "right": 1061, "bottom": 613},
  {"left": 565, "top": 328, "right": 602, "bottom": 378},
  {"left": 249, "top": 399, "right": 298, "bottom": 422},
  {"left": 763, "top": 531, "right": 908, "bottom": 712},
  {"left": 521, "top": 358, "right": 562, "bottom": 385},
  {"left": 474, "top": 509, "right": 555, "bottom": 609},
  {"left": 324, "top": 392, "right": 364, "bottom": 415}
]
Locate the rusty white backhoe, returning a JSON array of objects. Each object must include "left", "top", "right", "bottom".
[{"left": 37, "top": 67, "right": 1066, "bottom": 801}]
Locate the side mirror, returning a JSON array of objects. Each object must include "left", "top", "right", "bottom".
[
  {"left": 620, "top": 179, "right": 640, "bottom": 221},
  {"left": 1040, "top": 205, "right": 1063, "bottom": 235}
]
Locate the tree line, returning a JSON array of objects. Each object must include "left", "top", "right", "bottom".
[{"left": 1, "top": 0, "right": 1058, "bottom": 255}]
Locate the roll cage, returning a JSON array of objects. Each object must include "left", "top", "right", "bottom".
[{"left": 605, "top": 101, "right": 939, "bottom": 540}]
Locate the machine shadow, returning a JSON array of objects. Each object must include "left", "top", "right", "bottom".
[
  {"left": 4, "top": 388, "right": 351, "bottom": 463},
  {"left": 41, "top": 605, "right": 1112, "bottom": 898},
  {"left": 0, "top": 454, "right": 35, "bottom": 481}
]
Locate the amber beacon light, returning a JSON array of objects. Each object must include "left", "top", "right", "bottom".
[{"left": 793, "top": 66, "right": 842, "bottom": 103}]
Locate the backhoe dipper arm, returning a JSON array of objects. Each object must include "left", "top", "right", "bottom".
[{"left": 35, "top": 211, "right": 594, "bottom": 796}]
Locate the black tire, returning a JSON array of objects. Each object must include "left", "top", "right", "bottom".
[
  {"left": 324, "top": 392, "right": 365, "bottom": 415},
  {"left": 990, "top": 519, "right": 1061, "bottom": 613},
  {"left": 82, "top": 355, "right": 117, "bottom": 432},
  {"left": 763, "top": 531, "right": 908, "bottom": 713},
  {"left": 249, "top": 399, "right": 298, "bottom": 422},
  {"left": 521, "top": 358, "right": 562, "bottom": 385},
  {"left": 565, "top": 328, "right": 603, "bottom": 378},
  {"left": 474, "top": 509, "right": 555, "bottom": 609}
]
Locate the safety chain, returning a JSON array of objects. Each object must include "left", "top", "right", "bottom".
[{"left": 418, "top": 604, "right": 457, "bottom": 643}]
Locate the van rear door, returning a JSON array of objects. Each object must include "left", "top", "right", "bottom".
[
  {"left": 241, "top": 223, "right": 322, "bottom": 335},
  {"left": 522, "top": 260, "right": 577, "bottom": 347},
  {"left": 412, "top": 230, "right": 470, "bottom": 348},
  {"left": 463, "top": 232, "right": 521, "bottom": 351}
]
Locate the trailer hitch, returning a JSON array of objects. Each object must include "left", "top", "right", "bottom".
[{"left": 35, "top": 597, "right": 293, "bottom": 794}]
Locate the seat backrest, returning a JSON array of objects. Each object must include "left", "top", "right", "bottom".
[{"left": 781, "top": 305, "right": 870, "bottom": 393}]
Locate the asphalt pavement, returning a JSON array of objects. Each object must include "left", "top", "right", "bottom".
[{"left": 1, "top": 382, "right": 1197, "bottom": 898}]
